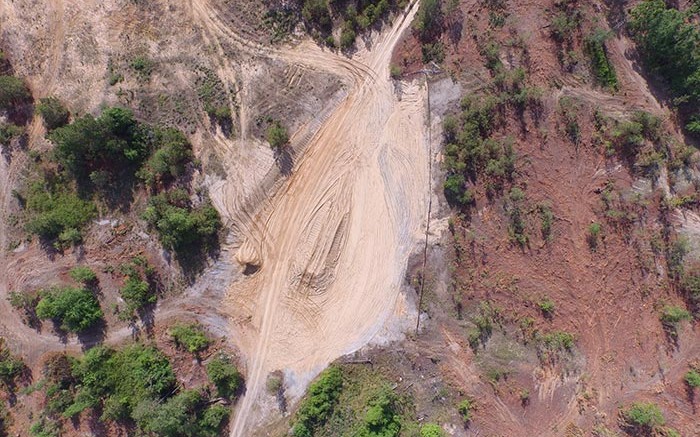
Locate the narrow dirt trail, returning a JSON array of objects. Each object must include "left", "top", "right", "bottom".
[{"left": 221, "top": 3, "right": 428, "bottom": 435}]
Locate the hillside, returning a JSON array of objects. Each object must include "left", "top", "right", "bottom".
[{"left": 0, "top": 0, "right": 699, "bottom": 436}]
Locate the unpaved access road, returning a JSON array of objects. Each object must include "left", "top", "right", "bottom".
[{"left": 207, "top": 2, "right": 431, "bottom": 435}]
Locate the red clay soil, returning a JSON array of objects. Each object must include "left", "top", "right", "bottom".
[{"left": 393, "top": 0, "right": 700, "bottom": 435}]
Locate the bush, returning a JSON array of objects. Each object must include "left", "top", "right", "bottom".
[
  {"left": 660, "top": 305, "right": 691, "bottom": 336},
  {"left": 133, "top": 389, "right": 229, "bottom": 437},
  {"left": 0, "top": 122, "right": 24, "bottom": 144},
  {"left": 206, "top": 354, "right": 242, "bottom": 399},
  {"left": 538, "top": 298, "right": 555, "bottom": 317},
  {"left": 69, "top": 266, "right": 97, "bottom": 285},
  {"left": 420, "top": 424, "right": 444, "bottom": 437},
  {"left": 685, "top": 370, "right": 700, "bottom": 389},
  {"left": 36, "top": 97, "right": 69, "bottom": 130},
  {"left": 119, "top": 258, "right": 156, "bottom": 315},
  {"left": 70, "top": 344, "right": 176, "bottom": 421},
  {"left": 0, "top": 75, "right": 30, "bottom": 110},
  {"left": 266, "top": 121, "right": 289, "bottom": 148},
  {"left": 137, "top": 128, "right": 192, "bottom": 186},
  {"left": 142, "top": 189, "right": 221, "bottom": 254},
  {"left": 622, "top": 402, "right": 665, "bottom": 431},
  {"left": 629, "top": 0, "right": 700, "bottom": 134},
  {"left": 25, "top": 178, "right": 96, "bottom": 246},
  {"left": 170, "top": 324, "right": 210, "bottom": 354},
  {"left": 292, "top": 366, "right": 343, "bottom": 437},
  {"left": 48, "top": 107, "right": 149, "bottom": 185},
  {"left": 35, "top": 286, "right": 103, "bottom": 332},
  {"left": 457, "top": 398, "right": 474, "bottom": 422},
  {"left": 587, "top": 222, "right": 601, "bottom": 250},
  {"left": 414, "top": 0, "right": 443, "bottom": 42},
  {"left": 584, "top": 29, "right": 618, "bottom": 90},
  {"left": 302, "top": 0, "right": 331, "bottom": 31},
  {"left": 0, "top": 339, "right": 25, "bottom": 384},
  {"left": 356, "top": 387, "right": 401, "bottom": 437}
]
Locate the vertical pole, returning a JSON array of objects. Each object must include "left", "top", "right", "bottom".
[{"left": 416, "top": 71, "right": 433, "bottom": 335}]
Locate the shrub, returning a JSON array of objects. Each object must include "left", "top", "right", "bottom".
[
  {"left": 538, "top": 298, "right": 555, "bottom": 317},
  {"left": 292, "top": 366, "right": 343, "bottom": 437},
  {"left": 0, "top": 122, "right": 24, "bottom": 144},
  {"left": 0, "top": 339, "right": 25, "bottom": 384},
  {"left": 622, "top": 402, "right": 665, "bottom": 432},
  {"left": 170, "top": 324, "right": 210, "bottom": 354},
  {"left": 35, "top": 286, "right": 103, "bottom": 332},
  {"left": 587, "top": 222, "right": 601, "bottom": 250},
  {"left": 340, "top": 21, "right": 357, "bottom": 49},
  {"left": 70, "top": 344, "right": 176, "bottom": 420},
  {"left": 266, "top": 120, "right": 289, "bottom": 148},
  {"left": 142, "top": 189, "right": 221, "bottom": 254},
  {"left": 48, "top": 107, "right": 149, "bottom": 186},
  {"left": 69, "top": 266, "right": 97, "bottom": 285},
  {"left": 137, "top": 128, "right": 192, "bottom": 187},
  {"left": 132, "top": 389, "right": 229, "bottom": 437},
  {"left": 24, "top": 179, "right": 96, "bottom": 246},
  {"left": 538, "top": 202, "right": 554, "bottom": 240},
  {"left": 130, "top": 56, "right": 154, "bottom": 80},
  {"left": 414, "top": 0, "right": 443, "bottom": 42},
  {"left": 206, "top": 354, "right": 242, "bottom": 399},
  {"left": 584, "top": 29, "right": 618, "bottom": 90},
  {"left": 119, "top": 258, "right": 156, "bottom": 315},
  {"left": 457, "top": 398, "right": 474, "bottom": 422},
  {"left": 660, "top": 305, "right": 691, "bottom": 336},
  {"left": 36, "top": 97, "right": 69, "bottom": 130},
  {"left": 420, "top": 423, "right": 444, "bottom": 437},
  {"left": 685, "top": 370, "right": 700, "bottom": 389},
  {"left": 0, "top": 75, "right": 30, "bottom": 110},
  {"left": 356, "top": 387, "right": 401, "bottom": 437},
  {"left": 302, "top": 0, "right": 331, "bottom": 31}
]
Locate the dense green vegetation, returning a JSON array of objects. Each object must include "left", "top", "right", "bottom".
[
  {"left": 685, "top": 369, "right": 700, "bottom": 388},
  {"left": 584, "top": 29, "right": 618, "bottom": 90},
  {"left": 118, "top": 256, "right": 157, "bottom": 317},
  {"left": 68, "top": 266, "right": 97, "bottom": 286},
  {"left": 24, "top": 177, "right": 97, "bottom": 247},
  {"left": 0, "top": 339, "right": 25, "bottom": 386},
  {"left": 442, "top": 95, "right": 515, "bottom": 207},
  {"left": 35, "top": 286, "right": 103, "bottom": 333},
  {"left": 297, "top": 0, "right": 403, "bottom": 47},
  {"left": 36, "top": 97, "right": 69, "bottom": 131},
  {"left": 31, "top": 344, "right": 226, "bottom": 436},
  {"left": 170, "top": 323, "right": 211, "bottom": 355},
  {"left": 266, "top": 120, "right": 289, "bottom": 148},
  {"left": 292, "top": 366, "right": 344, "bottom": 437},
  {"left": 206, "top": 353, "right": 243, "bottom": 399},
  {"left": 0, "top": 75, "right": 30, "bottom": 110},
  {"left": 629, "top": 0, "right": 700, "bottom": 132},
  {"left": 137, "top": 128, "right": 192, "bottom": 187},
  {"left": 622, "top": 402, "right": 665, "bottom": 433},
  {"left": 142, "top": 189, "right": 221, "bottom": 255}
]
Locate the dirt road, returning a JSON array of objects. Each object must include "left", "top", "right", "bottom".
[{"left": 207, "top": 3, "right": 431, "bottom": 435}]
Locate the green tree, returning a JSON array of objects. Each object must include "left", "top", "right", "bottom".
[
  {"left": 414, "top": 0, "right": 444, "bottom": 42},
  {"left": 170, "top": 324, "right": 211, "bottom": 355},
  {"left": 206, "top": 354, "right": 242, "bottom": 398},
  {"left": 421, "top": 424, "right": 444, "bottom": 437},
  {"left": 266, "top": 120, "right": 289, "bottom": 148},
  {"left": 142, "top": 189, "right": 221, "bottom": 254},
  {"left": 685, "top": 370, "right": 700, "bottom": 388},
  {"left": 69, "top": 266, "right": 97, "bottom": 285},
  {"left": 0, "top": 75, "right": 30, "bottom": 110},
  {"left": 137, "top": 128, "right": 192, "bottom": 186},
  {"left": 292, "top": 366, "right": 343, "bottom": 437},
  {"left": 622, "top": 402, "right": 665, "bottom": 432},
  {"left": 35, "top": 286, "right": 103, "bottom": 332},
  {"left": 36, "top": 97, "right": 69, "bottom": 130}
]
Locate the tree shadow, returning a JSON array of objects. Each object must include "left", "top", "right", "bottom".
[
  {"left": 77, "top": 318, "right": 107, "bottom": 350},
  {"left": 274, "top": 146, "right": 294, "bottom": 177}
]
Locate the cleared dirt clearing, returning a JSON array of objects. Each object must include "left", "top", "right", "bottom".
[{"left": 215, "top": 2, "right": 430, "bottom": 435}]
